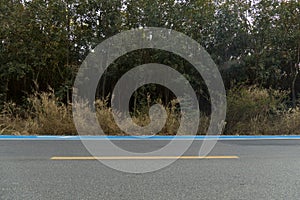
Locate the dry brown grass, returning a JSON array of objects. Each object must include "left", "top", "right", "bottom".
[
  {"left": 0, "top": 91, "right": 76, "bottom": 135},
  {"left": 225, "top": 86, "right": 300, "bottom": 135},
  {"left": 1, "top": 87, "right": 300, "bottom": 135}
]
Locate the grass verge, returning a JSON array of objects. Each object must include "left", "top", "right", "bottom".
[{"left": 1, "top": 86, "right": 299, "bottom": 135}]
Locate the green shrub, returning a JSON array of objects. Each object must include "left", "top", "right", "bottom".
[{"left": 225, "top": 86, "right": 288, "bottom": 135}]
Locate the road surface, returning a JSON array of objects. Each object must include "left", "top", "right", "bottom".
[{"left": 1, "top": 137, "right": 300, "bottom": 199}]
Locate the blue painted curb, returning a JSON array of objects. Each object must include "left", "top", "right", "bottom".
[{"left": 1, "top": 135, "right": 300, "bottom": 140}]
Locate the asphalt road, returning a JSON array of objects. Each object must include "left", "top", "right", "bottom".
[{"left": 1, "top": 139, "right": 300, "bottom": 200}]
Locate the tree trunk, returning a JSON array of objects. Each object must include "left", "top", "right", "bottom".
[{"left": 291, "top": 43, "right": 300, "bottom": 109}]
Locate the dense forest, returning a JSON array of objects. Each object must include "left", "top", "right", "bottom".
[{"left": 0, "top": 0, "right": 300, "bottom": 135}]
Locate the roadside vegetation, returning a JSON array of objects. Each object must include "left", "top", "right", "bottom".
[
  {"left": 1, "top": 87, "right": 300, "bottom": 135},
  {"left": 1, "top": 0, "right": 299, "bottom": 135}
]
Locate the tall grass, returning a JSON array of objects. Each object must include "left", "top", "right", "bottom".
[
  {"left": 225, "top": 86, "right": 299, "bottom": 135},
  {"left": 0, "top": 91, "right": 76, "bottom": 135},
  {"left": 0, "top": 86, "right": 299, "bottom": 135}
]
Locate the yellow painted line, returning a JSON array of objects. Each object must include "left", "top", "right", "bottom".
[{"left": 51, "top": 156, "right": 239, "bottom": 160}]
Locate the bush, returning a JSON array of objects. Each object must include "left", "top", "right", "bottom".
[{"left": 225, "top": 86, "right": 291, "bottom": 135}]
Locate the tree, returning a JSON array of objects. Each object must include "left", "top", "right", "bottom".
[{"left": 248, "top": 0, "right": 300, "bottom": 106}]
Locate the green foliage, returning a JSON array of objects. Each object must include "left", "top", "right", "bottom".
[
  {"left": 225, "top": 86, "right": 288, "bottom": 134},
  {"left": 0, "top": 0, "right": 300, "bottom": 135}
]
